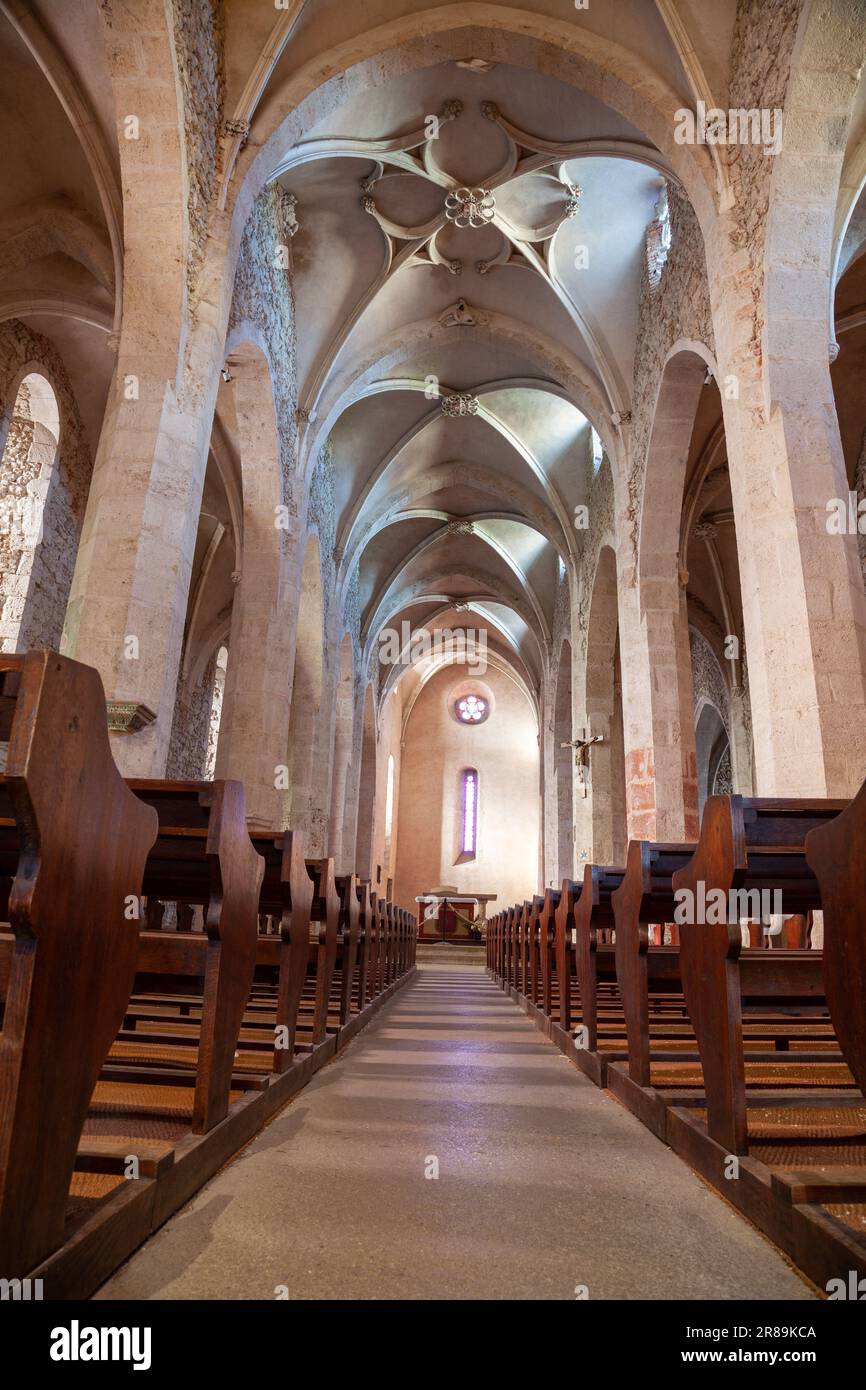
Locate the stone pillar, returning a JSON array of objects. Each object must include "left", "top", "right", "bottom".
[
  {"left": 62, "top": 340, "right": 220, "bottom": 774},
  {"left": 60, "top": 0, "right": 228, "bottom": 775},
  {"left": 702, "top": 0, "right": 866, "bottom": 796},
  {"left": 708, "top": 218, "right": 866, "bottom": 796},
  {"left": 328, "top": 644, "right": 356, "bottom": 870},
  {"left": 617, "top": 536, "right": 699, "bottom": 842},
  {"left": 215, "top": 359, "right": 296, "bottom": 829}
]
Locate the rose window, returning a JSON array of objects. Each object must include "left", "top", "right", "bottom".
[{"left": 457, "top": 694, "right": 488, "bottom": 724}]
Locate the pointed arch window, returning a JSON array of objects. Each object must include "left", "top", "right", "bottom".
[{"left": 461, "top": 767, "right": 479, "bottom": 857}]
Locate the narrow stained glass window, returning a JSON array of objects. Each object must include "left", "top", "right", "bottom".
[{"left": 461, "top": 768, "right": 478, "bottom": 856}]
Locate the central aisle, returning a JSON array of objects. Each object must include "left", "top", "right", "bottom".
[{"left": 97, "top": 967, "right": 814, "bottom": 1300}]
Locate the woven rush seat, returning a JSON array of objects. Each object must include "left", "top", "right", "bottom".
[
  {"left": 746, "top": 1106, "right": 866, "bottom": 1140},
  {"left": 650, "top": 1060, "right": 854, "bottom": 1088},
  {"left": 91, "top": 1081, "right": 196, "bottom": 1119},
  {"left": 81, "top": 1112, "right": 192, "bottom": 1142},
  {"left": 753, "top": 1139, "right": 866, "bottom": 1165},
  {"left": 689, "top": 1104, "right": 866, "bottom": 1141},
  {"left": 109, "top": 1039, "right": 199, "bottom": 1068},
  {"left": 107, "top": 1038, "right": 271, "bottom": 1075},
  {"left": 131, "top": 1020, "right": 202, "bottom": 1038}
]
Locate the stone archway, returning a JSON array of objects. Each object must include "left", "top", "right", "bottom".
[{"left": 632, "top": 345, "right": 709, "bottom": 840}]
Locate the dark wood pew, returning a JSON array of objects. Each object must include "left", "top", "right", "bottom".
[
  {"left": 367, "top": 890, "right": 384, "bottom": 1000},
  {"left": 0, "top": 652, "right": 159, "bottom": 1276},
  {"left": 612, "top": 840, "right": 695, "bottom": 1088},
  {"left": 609, "top": 830, "right": 854, "bottom": 1141},
  {"left": 496, "top": 910, "right": 505, "bottom": 979},
  {"left": 806, "top": 777, "right": 866, "bottom": 1100},
  {"left": 307, "top": 858, "right": 340, "bottom": 1043},
  {"left": 526, "top": 894, "right": 544, "bottom": 1006},
  {"left": 501, "top": 906, "right": 512, "bottom": 985},
  {"left": 516, "top": 899, "right": 531, "bottom": 995},
  {"left": 671, "top": 795, "right": 846, "bottom": 1155},
  {"left": 492, "top": 906, "right": 505, "bottom": 973},
  {"left": 538, "top": 890, "right": 558, "bottom": 1015},
  {"left": 357, "top": 880, "right": 376, "bottom": 1005},
  {"left": 572, "top": 863, "right": 625, "bottom": 1073},
  {"left": 553, "top": 881, "right": 579, "bottom": 1029},
  {"left": 120, "top": 779, "right": 265, "bottom": 1131},
  {"left": 246, "top": 828, "right": 313, "bottom": 1071},
  {"left": 337, "top": 873, "right": 361, "bottom": 1025}
]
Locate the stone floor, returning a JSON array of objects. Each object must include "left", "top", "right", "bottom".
[{"left": 96, "top": 967, "right": 815, "bottom": 1301}]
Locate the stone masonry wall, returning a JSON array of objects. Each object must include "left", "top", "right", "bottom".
[
  {"left": 726, "top": 0, "right": 801, "bottom": 370},
  {"left": 627, "top": 184, "right": 715, "bottom": 561},
  {"left": 229, "top": 184, "right": 298, "bottom": 501},
  {"left": 170, "top": 0, "right": 225, "bottom": 302},
  {"left": 167, "top": 646, "right": 219, "bottom": 778},
  {"left": 0, "top": 320, "right": 93, "bottom": 652}
]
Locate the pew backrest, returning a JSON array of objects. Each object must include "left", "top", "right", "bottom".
[{"left": 0, "top": 652, "right": 159, "bottom": 1275}]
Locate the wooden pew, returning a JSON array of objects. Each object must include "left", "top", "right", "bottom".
[
  {"left": 608, "top": 822, "right": 856, "bottom": 1139},
  {"left": 489, "top": 911, "right": 500, "bottom": 974},
  {"left": 516, "top": 899, "right": 530, "bottom": 995},
  {"left": 538, "top": 891, "right": 558, "bottom": 1016},
  {"left": 0, "top": 651, "right": 159, "bottom": 1276},
  {"left": 671, "top": 795, "right": 846, "bottom": 1155},
  {"left": 368, "top": 890, "right": 385, "bottom": 1000},
  {"left": 337, "top": 873, "right": 361, "bottom": 1026},
  {"left": 245, "top": 828, "right": 313, "bottom": 1072},
  {"left": 571, "top": 863, "right": 626, "bottom": 1082},
  {"left": 119, "top": 779, "right": 266, "bottom": 1131},
  {"left": 357, "top": 880, "right": 376, "bottom": 1005},
  {"left": 307, "top": 858, "right": 340, "bottom": 1044},
  {"left": 806, "top": 779, "right": 866, "bottom": 1101},
  {"left": 611, "top": 840, "right": 695, "bottom": 1090},
  {"left": 553, "top": 881, "right": 578, "bottom": 1030}
]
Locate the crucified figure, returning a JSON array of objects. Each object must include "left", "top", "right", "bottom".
[{"left": 559, "top": 730, "right": 604, "bottom": 795}]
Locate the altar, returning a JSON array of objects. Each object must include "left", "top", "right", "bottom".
[{"left": 415, "top": 886, "right": 497, "bottom": 942}]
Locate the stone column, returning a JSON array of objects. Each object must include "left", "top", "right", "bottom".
[
  {"left": 215, "top": 359, "right": 296, "bottom": 829},
  {"left": 60, "top": 0, "right": 228, "bottom": 775},
  {"left": 617, "top": 536, "right": 699, "bottom": 842},
  {"left": 708, "top": 223, "right": 866, "bottom": 796}
]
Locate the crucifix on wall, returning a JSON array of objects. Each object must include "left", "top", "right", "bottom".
[{"left": 560, "top": 728, "right": 604, "bottom": 797}]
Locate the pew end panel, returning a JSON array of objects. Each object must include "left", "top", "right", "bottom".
[
  {"left": 194, "top": 782, "right": 265, "bottom": 1132},
  {"left": 308, "top": 858, "right": 340, "bottom": 1045},
  {"left": 0, "top": 651, "right": 159, "bottom": 1276},
  {"left": 806, "top": 789, "right": 866, "bottom": 1100}
]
